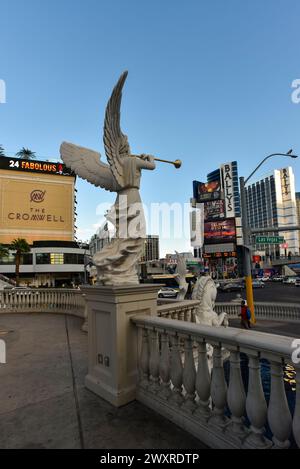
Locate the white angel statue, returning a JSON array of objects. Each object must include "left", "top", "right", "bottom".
[
  {"left": 174, "top": 251, "right": 188, "bottom": 300},
  {"left": 60, "top": 71, "right": 156, "bottom": 285}
]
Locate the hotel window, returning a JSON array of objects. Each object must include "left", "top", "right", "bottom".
[{"left": 50, "top": 253, "right": 64, "bottom": 265}]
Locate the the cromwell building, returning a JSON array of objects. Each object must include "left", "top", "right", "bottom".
[{"left": 0, "top": 155, "right": 88, "bottom": 286}]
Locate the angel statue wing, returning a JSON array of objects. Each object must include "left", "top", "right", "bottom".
[
  {"left": 60, "top": 142, "right": 120, "bottom": 192},
  {"left": 103, "top": 71, "right": 131, "bottom": 187}
]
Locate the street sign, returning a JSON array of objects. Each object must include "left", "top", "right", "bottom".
[{"left": 255, "top": 236, "right": 284, "bottom": 244}]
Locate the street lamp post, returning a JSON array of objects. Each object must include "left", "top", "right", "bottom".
[{"left": 240, "top": 150, "right": 298, "bottom": 324}]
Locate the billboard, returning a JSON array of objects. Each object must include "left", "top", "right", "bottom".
[
  {"left": 204, "top": 218, "right": 236, "bottom": 245},
  {"left": 193, "top": 180, "right": 222, "bottom": 203},
  {"left": 0, "top": 169, "right": 74, "bottom": 244},
  {"left": 204, "top": 200, "right": 225, "bottom": 221},
  {"left": 0, "top": 157, "right": 73, "bottom": 177}
]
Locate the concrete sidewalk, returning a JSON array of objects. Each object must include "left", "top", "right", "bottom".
[{"left": 0, "top": 314, "right": 206, "bottom": 449}]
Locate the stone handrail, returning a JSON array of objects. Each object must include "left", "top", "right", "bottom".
[
  {"left": 132, "top": 315, "right": 300, "bottom": 449},
  {"left": 0, "top": 288, "right": 86, "bottom": 317},
  {"left": 157, "top": 300, "right": 200, "bottom": 322},
  {"left": 157, "top": 299, "right": 300, "bottom": 323},
  {"left": 215, "top": 302, "right": 300, "bottom": 322}
]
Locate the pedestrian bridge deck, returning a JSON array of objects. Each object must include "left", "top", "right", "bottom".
[{"left": 0, "top": 313, "right": 206, "bottom": 449}]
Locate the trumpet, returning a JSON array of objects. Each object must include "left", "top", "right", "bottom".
[{"left": 136, "top": 155, "right": 182, "bottom": 169}]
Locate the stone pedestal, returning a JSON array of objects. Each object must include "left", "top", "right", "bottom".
[{"left": 81, "top": 284, "right": 160, "bottom": 407}]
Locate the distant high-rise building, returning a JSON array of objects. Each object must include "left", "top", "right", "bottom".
[
  {"left": 140, "top": 235, "right": 160, "bottom": 262},
  {"left": 245, "top": 167, "right": 299, "bottom": 256}
]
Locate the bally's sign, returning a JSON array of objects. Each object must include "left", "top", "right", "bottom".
[{"left": 221, "top": 162, "right": 236, "bottom": 217}]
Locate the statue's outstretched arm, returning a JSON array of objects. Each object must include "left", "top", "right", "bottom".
[{"left": 135, "top": 154, "right": 156, "bottom": 171}]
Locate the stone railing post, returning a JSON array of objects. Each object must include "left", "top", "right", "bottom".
[
  {"left": 81, "top": 293, "right": 88, "bottom": 332},
  {"left": 170, "top": 333, "right": 184, "bottom": 406},
  {"left": 195, "top": 340, "right": 211, "bottom": 421},
  {"left": 226, "top": 350, "right": 247, "bottom": 440},
  {"left": 182, "top": 336, "right": 196, "bottom": 413},
  {"left": 244, "top": 354, "right": 271, "bottom": 449},
  {"left": 268, "top": 360, "right": 293, "bottom": 448},
  {"left": 209, "top": 344, "right": 228, "bottom": 428},
  {"left": 293, "top": 365, "right": 300, "bottom": 447},
  {"left": 82, "top": 284, "right": 161, "bottom": 407}
]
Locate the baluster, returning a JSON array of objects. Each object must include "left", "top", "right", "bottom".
[
  {"left": 54, "top": 291, "right": 58, "bottom": 312},
  {"left": 159, "top": 331, "right": 171, "bottom": 399},
  {"left": 244, "top": 354, "right": 271, "bottom": 448},
  {"left": 179, "top": 310, "right": 184, "bottom": 321},
  {"left": 209, "top": 344, "right": 227, "bottom": 427},
  {"left": 268, "top": 360, "right": 293, "bottom": 448},
  {"left": 46, "top": 290, "right": 49, "bottom": 310},
  {"left": 139, "top": 328, "right": 150, "bottom": 389},
  {"left": 195, "top": 340, "right": 211, "bottom": 421},
  {"left": 293, "top": 365, "right": 300, "bottom": 448},
  {"left": 170, "top": 333, "right": 183, "bottom": 405},
  {"left": 226, "top": 350, "right": 247, "bottom": 439},
  {"left": 182, "top": 336, "right": 196, "bottom": 412},
  {"left": 149, "top": 328, "right": 160, "bottom": 393},
  {"left": 25, "top": 291, "right": 29, "bottom": 311}
]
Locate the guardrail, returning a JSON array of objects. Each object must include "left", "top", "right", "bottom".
[
  {"left": 132, "top": 315, "right": 300, "bottom": 449},
  {"left": 0, "top": 288, "right": 86, "bottom": 317},
  {"left": 158, "top": 299, "right": 300, "bottom": 323},
  {"left": 215, "top": 302, "right": 300, "bottom": 322}
]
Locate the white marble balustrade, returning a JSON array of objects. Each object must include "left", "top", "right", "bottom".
[
  {"left": 215, "top": 302, "right": 300, "bottom": 322},
  {"left": 0, "top": 288, "right": 86, "bottom": 317},
  {"left": 132, "top": 315, "right": 300, "bottom": 449}
]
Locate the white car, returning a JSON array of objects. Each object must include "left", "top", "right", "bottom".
[
  {"left": 283, "top": 277, "right": 297, "bottom": 285},
  {"left": 260, "top": 276, "right": 271, "bottom": 282},
  {"left": 158, "top": 287, "right": 178, "bottom": 298}
]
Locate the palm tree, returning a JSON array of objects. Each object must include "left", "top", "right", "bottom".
[
  {"left": 0, "top": 244, "right": 9, "bottom": 259},
  {"left": 0, "top": 145, "right": 5, "bottom": 157},
  {"left": 16, "top": 147, "right": 36, "bottom": 160},
  {"left": 10, "top": 238, "right": 30, "bottom": 286}
]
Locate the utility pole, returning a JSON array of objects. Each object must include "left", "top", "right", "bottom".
[{"left": 240, "top": 176, "right": 255, "bottom": 323}]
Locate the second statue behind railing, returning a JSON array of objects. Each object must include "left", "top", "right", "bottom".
[{"left": 60, "top": 71, "right": 157, "bottom": 285}]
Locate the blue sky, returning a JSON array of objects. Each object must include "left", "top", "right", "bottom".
[{"left": 1, "top": 0, "right": 300, "bottom": 255}]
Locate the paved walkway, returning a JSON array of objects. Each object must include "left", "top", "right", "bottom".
[{"left": 0, "top": 314, "right": 206, "bottom": 449}]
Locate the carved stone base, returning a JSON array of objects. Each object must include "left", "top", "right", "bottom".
[{"left": 81, "top": 284, "right": 161, "bottom": 407}]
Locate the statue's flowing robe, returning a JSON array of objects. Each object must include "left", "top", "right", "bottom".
[{"left": 93, "top": 157, "right": 145, "bottom": 285}]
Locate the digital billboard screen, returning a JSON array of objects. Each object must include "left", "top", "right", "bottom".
[
  {"left": 193, "top": 180, "right": 222, "bottom": 203},
  {"left": 0, "top": 156, "right": 73, "bottom": 176},
  {"left": 204, "top": 218, "right": 236, "bottom": 245},
  {"left": 204, "top": 200, "right": 225, "bottom": 220}
]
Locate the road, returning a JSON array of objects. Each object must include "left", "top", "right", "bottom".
[{"left": 216, "top": 281, "right": 300, "bottom": 304}]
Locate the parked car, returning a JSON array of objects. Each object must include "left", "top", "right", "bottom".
[
  {"left": 260, "top": 276, "right": 271, "bottom": 282},
  {"left": 295, "top": 278, "right": 300, "bottom": 287},
  {"left": 283, "top": 276, "right": 297, "bottom": 285},
  {"left": 158, "top": 287, "right": 178, "bottom": 298},
  {"left": 252, "top": 279, "right": 265, "bottom": 289},
  {"left": 271, "top": 275, "right": 284, "bottom": 282},
  {"left": 218, "top": 282, "right": 244, "bottom": 293}
]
